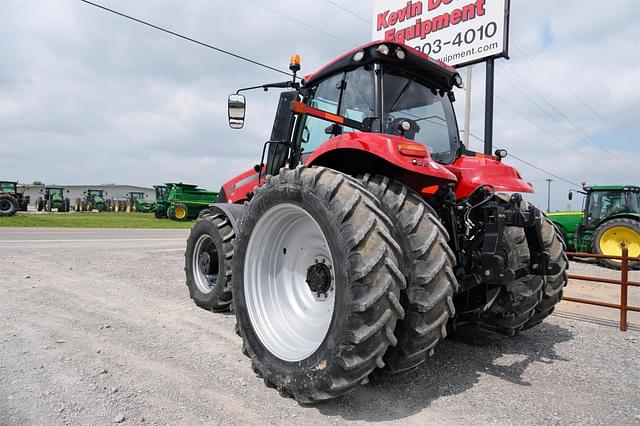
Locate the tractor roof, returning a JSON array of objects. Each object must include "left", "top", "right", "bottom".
[
  {"left": 586, "top": 185, "right": 640, "bottom": 191},
  {"left": 303, "top": 40, "right": 460, "bottom": 91},
  {"left": 46, "top": 186, "right": 64, "bottom": 189},
  {"left": 0, "top": 180, "right": 17, "bottom": 185},
  {"left": 168, "top": 183, "right": 199, "bottom": 188}
]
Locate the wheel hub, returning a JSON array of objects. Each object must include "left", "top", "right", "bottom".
[
  {"left": 199, "top": 252, "right": 211, "bottom": 273},
  {"left": 306, "top": 259, "right": 332, "bottom": 295},
  {"left": 192, "top": 234, "right": 218, "bottom": 293}
]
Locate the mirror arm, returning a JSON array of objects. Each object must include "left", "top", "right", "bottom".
[{"left": 236, "top": 81, "right": 299, "bottom": 95}]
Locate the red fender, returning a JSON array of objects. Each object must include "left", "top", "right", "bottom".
[
  {"left": 306, "top": 132, "right": 457, "bottom": 187},
  {"left": 223, "top": 167, "right": 263, "bottom": 204},
  {"left": 445, "top": 155, "right": 534, "bottom": 199}
]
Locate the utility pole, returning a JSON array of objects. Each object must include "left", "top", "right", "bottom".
[
  {"left": 546, "top": 178, "right": 553, "bottom": 212},
  {"left": 462, "top": 65, "right": 473, "bottom": 149}
]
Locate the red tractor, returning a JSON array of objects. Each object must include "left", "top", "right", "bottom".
[{"left": 185, "top": 41, "right": 567, "bottom": 402}]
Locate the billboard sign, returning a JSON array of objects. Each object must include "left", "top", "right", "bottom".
[{"left": 372, "top": 0, "right": 510, "bottom": 67}]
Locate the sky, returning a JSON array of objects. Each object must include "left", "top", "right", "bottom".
[{"left": 1, "top": 0, "right": 638, "bottom": 211}]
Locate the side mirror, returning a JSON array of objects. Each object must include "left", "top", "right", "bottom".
[
  {"left": 228, "top": 94, "right": 246, "bottom": 129},
  {"left": 105, "top": 192, "right": 108, "bottom": 196},
  {"left": 568, "top": 191, "right": 573, "bottom": 200}
]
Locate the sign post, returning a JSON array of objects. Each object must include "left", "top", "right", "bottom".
[
  {"left": 484, "top": 57, "right": 495, "bottom": 154},
  {"left": 372, "top": 0, "right": 510, "bottom": 153}
]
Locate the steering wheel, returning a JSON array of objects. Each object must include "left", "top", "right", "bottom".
[{"left": 385, "top": 117, "right": 420, "bottom": 140}]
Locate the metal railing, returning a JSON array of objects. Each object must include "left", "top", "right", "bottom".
[{"left": 563, "top": 247, "right": 639, "bottom": 331}]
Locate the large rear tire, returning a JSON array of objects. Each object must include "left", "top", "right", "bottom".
[
  {"left": 593, "top": 218, "right": 640, "bottom": 270},
  {"left": 0, "top": 194, "right": 18, "bottom": 217},
  {"left": 360, "top": 174, "right": 457, "bottom": 374},
  {"left": 233, "top": 166, "right": 405, "bottom": 402},
  {"left": 184, "top": 209, "right": 234, "bottom": 312}
]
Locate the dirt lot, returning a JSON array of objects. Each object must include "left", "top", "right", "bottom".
[{"left": 1, "top": 228, "right": 639, "bottom": 425}]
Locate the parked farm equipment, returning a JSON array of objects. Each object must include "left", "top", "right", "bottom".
[
  {"left": 183, "top": 42, "right": 568, "bottom": 402},
  {"left": 75, "top": 189, "right": 110, "bottom": 212},
  {"left": 36, "top": 186, "right": 70, "bottom": 212},
  {"left": 127, "top": 191, "right": 154, "bottom": 212},
  {"left": 153, "top": 185, "right": 169, "bottom": 218},
  {"left": 166, "top": 183, "right": 218, "bottom": 221},
  {"left": 548, "top": 185, "right": 639, "bottom": 269},
  {"left": 111, "top": 197, "right": 129, "bottom": 212},
  {"left": 0, "top": 181, "right": 29, "bottom": 216}
]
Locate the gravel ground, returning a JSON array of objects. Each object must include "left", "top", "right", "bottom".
[{"left": 1, "top": 228, "right": 639, "bottom": 425}]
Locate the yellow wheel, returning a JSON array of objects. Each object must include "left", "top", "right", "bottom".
[
  {"left": 594, "top": 219, "right": 640, "bottom": 269},
  {"left": 175, "top": 205, "right": 187, "bottom": 220}
]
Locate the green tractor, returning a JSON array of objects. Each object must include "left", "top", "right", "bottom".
[
  {"left": 166, "top": 183, "right": 218, "bottom": 221},
  {"left": 0, "top": 181, "right": 30, "bottom": 216},
  {"left": 126, "top": 191, "right": 154, "bottom": 213},
  {"left": 36, "top": 186, "right": 71, "bottom": 212},
  {"left": 153, "top": 185, "right": 169, "bottom": 218},
  {"left": 75, "top": 189, "right": 110, "bottom": 212},
  {"left": 548, "top": 185, "right": 639, "bottom": 268}
]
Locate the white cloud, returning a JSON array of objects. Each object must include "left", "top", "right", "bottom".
[{"left": 0, "top": 0, "right": 637, "bottom": 211}]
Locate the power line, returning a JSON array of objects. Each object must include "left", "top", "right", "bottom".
[
  {"left": 246, "top": 0, "right": 353, "bottom": 46},
  {"left": 323, "top": 1, "right": 372, "bottom": 24},
  {"left": 511, "top": 35, "right": 612, "bottom": 125},
  {"left": 468, "top": 72, "right": 638, "bottom": 179},
  {"left": 465, "top": 132, "right": 581, "bottom": 188},
  {"left": 495, "top": 66, "right": 628, "bottom": 163},
  {"left": 78, "top": 0, "right": 293, "bottom": 78}
]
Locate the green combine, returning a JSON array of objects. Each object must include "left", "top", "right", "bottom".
[
  {"left": 75, "top": 189, "right": 110, "bottom": 212},
  {"left": 547, "top": 185, "right": 639, "bottom": 268},
  {"left": 165, "top": 183, "right": 218, "bottom": 221},
  {"left": 0, "top": 181, "right": 30, "bottom": 216},
  {"left": 36, "top": 186, "right": 70, "bottom": 212}
]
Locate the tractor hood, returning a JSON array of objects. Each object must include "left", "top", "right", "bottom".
[
  {"left": 445, "top": 154, "right": 534, "bottom": 199},
  {"left": 303, "top": 41, "right": 461, "bottom": 92}
]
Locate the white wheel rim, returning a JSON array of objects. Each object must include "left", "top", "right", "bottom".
[
  {"left": 192, "top": 234, "right": 219, "bottom": 294},
  {"left": 244, "top": 203, "right": 335, "bottom": 362}
]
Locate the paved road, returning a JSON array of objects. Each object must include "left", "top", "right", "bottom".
[
  {"left": 1, "top": 228, "right": 639, "bottom": 425},
  {"left": 0, "top": 228, "right": 188, "bottom": 251}
]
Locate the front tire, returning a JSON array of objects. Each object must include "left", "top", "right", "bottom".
[
  {"left": 360, "top": 174, "right": 457, "bottom": 374},
  {"left": 0, "top": 194, "right": 18, "bottom": 217},
  {"left": 184, "top": 209, "right": 234, "bottom": 312},
  {"left": 233, "top": 166, "right": 405, "bottom": 402}
]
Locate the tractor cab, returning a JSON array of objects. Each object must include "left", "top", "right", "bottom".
[
  {"left": 129, "top": 191, "right": 145, "bottom": 199},
  {"left": 43, "top": 186, "right": 65, "bottom": 200},
  {"left": 581, "top": 186, "right": 640, "bottom": 228},
  {"left": 87, "top": 189, "right": 104, "bottom": 198},
  {"left": 226, "top": 41, "right": 530, "bottom": 202},
  {"left": 154, "top": 185, "right": 167, "bottom": 201},
  {"left": 0, "top": 181, "right": 17, "bottom": 194}
]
